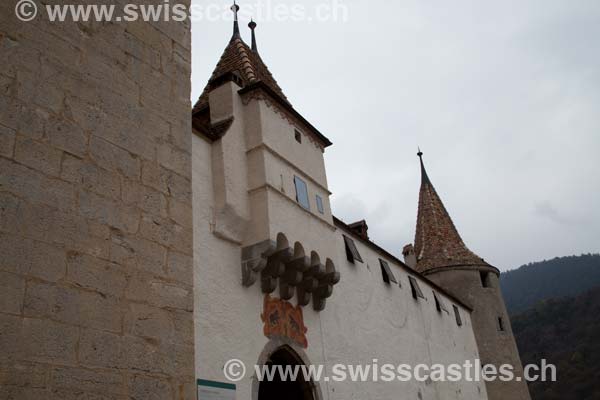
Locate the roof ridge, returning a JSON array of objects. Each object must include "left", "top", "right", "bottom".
[{"left": 233, "top": 37, "right": 257, "bottom": 82}]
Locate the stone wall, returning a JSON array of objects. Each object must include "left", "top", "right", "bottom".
[{"left": 0, "top": 3, "right": 194, "bottom": 399}]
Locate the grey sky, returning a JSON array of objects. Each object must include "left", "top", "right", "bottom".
[{"left": 191, "top": 0, "right": 600, "bottom": 271}]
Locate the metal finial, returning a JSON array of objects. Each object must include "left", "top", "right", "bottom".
[
  {"left": 248, "top": 18, "right": 258, "bottom": 52},
  {"left": 417, "top": 148, "right": 430, "bottom": 184},
  {"left": 231, "top": 1, "right": 240, "bottom": 36}
]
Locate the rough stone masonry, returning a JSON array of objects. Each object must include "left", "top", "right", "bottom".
[{"left": 0, "top": 2, "right": 195, "bottom": 399}]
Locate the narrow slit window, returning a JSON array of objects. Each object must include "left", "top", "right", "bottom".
[
  {"left": 433, "top": 291, "right": 449, "bottom": 314},
  {"left": 343, "top": 235, "right": 363, "bottom": 264},
  {"left": 294, "top": 176, "right": 310, "bottom": 210},
  {"left": 295, "top": 129, "right": 302, "bottom": 143},
  {"left": 498, "top": 317, "right": 505, "bottom": 331},
  {"left": 379, "top": 259, "right": 397, "bottom": 284},
  {"left": 316, "top": 195, "right": 324, "bottom": 214},
  {"left": 453, "top": 305, "right": 463, "bottom": 326},
  {"left": 480, "top": 271, "right": 491, "bottom": 288},
  {"left": 408, "top": 276, "right": 425, "bottom": 300}
]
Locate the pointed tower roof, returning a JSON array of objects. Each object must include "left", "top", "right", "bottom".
[
  {"left": 414, "top": 150, "right": 490, "bottom": 272},
  {"left": 192, "top": 13, "right": 288, "bottom": 114},
  {"left": 193, "top": 3, "right": 332, "bottom": 148}
]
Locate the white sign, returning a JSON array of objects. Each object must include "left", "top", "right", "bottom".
[{"left": 197, "top": 379, "right": 236, "bottom": 400}]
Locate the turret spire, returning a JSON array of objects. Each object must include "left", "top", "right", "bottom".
[
  {"left": 248, "top": 19, "right": 258, "bottom": 52},
  {"left": 414, "top": 150, "right": 488, "bottom": 272},
  {"left": 417, "top": 148, "right": 430, "bottom": 184},
  {"left": 231, "top": 1, "right": 240, "bottom": 37}
]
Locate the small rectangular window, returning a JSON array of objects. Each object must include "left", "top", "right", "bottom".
[
  {"left": 379, "top": 259, "right": 397, "bottom": 284},
  {"left": 498, "top": 317, "right": 505, "bottom": 331},
  {"left": 453, "top": 305, "right": 463, "bottom": 326},
  {"left": 316, "top": 195, "right": 324, "bottom": 214},
  {"left": 408, "top": 276, "right": 425, "bottom": 300},
  {"left": 294, "top": 176, "right": 310, "bottom": 210},
  {"left": 480, "top": 271, "right": 491, "bottom": 288},
  {"left": 295, "top": 130, "right": 302, "bottom": 143},
  {"left": 343, "top": 235, "right": 363, "bottom": 263},
  {"left": 433, "top": 291, "right": 449, "bottom": 314}
]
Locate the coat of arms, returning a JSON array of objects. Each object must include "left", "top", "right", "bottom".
[{"left": 261, "top": 295, "right": 308, "bottom": 348}]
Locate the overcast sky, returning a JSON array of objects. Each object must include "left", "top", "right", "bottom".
[{"left": 191, "top": 0, "right": 600, "bottom": 271}]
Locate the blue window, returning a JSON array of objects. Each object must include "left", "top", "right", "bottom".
[
  {"left": 316, "top": 195, "right": 324, "bottom": 214},
  {"left": 294, "top": 176, "right": 310, "bottom": 210}
]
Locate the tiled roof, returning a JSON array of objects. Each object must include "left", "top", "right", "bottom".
[
  {"left": 192, "top": 34, "right": 289, "bottom": 114},
  {"left": 414, "top": 154, "right": 490, "bottom": 272}
]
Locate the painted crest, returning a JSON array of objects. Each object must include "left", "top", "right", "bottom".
[{"left": 261, "top": 295, "right": 308, "bottom": 348}]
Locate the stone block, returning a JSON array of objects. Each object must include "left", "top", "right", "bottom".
[
  {"left": 0, "top": 232, "right": 66, "bottom": 282},
  {"left": 79, "top": 329, "right": 125, "bottom": 370},
  {"left": 0, "top": 272, "right": 25, "bottom": 314},
  {"left": 14, "top": 136, "right": 62, "bottom": 177},
  {"left": 17, "top": 202, "right": 110, "bottom": 259},
  {"left": 46, "top": 116, "right": 88, "bottom": 157},
  {"left": 167, "top": 251, "right": 193, "bottom": 284},
  {"left": 0, "top": 124, "right": 15, "bottom": 158},
  {"left": 122, "top": 180, "right": 168, "bottom": 218},
  {"left": 23, "top": 281, "right": 122, "bottom": 333},
  {"left": 79, "top": 190, "right": 140, "bottom": 234},
  {"left": 49, "top": 366, "right": 124, "bottom": 395},
  {"left": 61, "top": 155, "right": 121, "bottom": 200},
  {"left": 128, "top": 374, "right": 173, "bottom": 400},
  {"left": 139, "top": 214, "right": 191, "bottom": 254},
  {"left": 21, "top": 318, "right": 79, "bottom": 365},
  {"left": 157, "top": 143, "right": 191, "bottom": 178},
  {"left": 171, "top": 310, "right": 194, "bottom": 347},
  {"left": 141, "top": 160, "right": 192, "bottom": 202},
  {"left": 0, "top": 192, "right": 20, "bottom": 234},
  {"left": 89, "top": 136, "right": 140, "bottom": 180},
  {"left": 0, "top": 361, "right": 48, "bottom": 388},
  {"left": 119, "top": 31, "right": 161, "bottom": 71},
  {"left": 167, "top": 198, "right": 192, "bottom": 229},
  {"left": 0, "top": 157, "right": 77, "bottom": 212},
  {"left": 124, "top": 303, "right": 173, "bottom": 342},
  {"left": 66, "top": 252, "right": 128, "bottom": 298},
  {"left": 125, "top": 271, "right": 192, "bottom": 311},
  {"left": 109, "top": 232, "right": 167, "bottom": 277}
]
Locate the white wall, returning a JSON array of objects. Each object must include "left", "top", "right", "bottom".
[{"left": 192, "top": 87, "right": 488, "bottom": 400}]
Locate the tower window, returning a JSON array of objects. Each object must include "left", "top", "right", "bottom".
[
  {"left": 480, "top": 271, "right": 491, "bottom": 288},
  {"left": 293, "top": 176, "right": 310, "bottom": 210},
  {"left": 453, "top": 305, "right": 463, "bottom": 326},
  {"left": 408, "top": 276, "right": 425, "bottom": 300},
  {"left": 433, "top": 291, "right": 449, "bottom": 314},
  {"left": 343, "top": 235, "right": 363, "bottom": 264},
  {"left": 498, "top": 317, "right": 505, "bottom": 331},
  {"left": 294, "top": 130, "right": 302, "bottom": 143},
  {"left": 316, "top": 195, "right": 324, "bottom": 214},
  {"left": 379, "top": 259, "right": 397, "bottom": 284}
]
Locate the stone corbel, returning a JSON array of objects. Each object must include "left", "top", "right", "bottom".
[
  {"left": 280, "top": 255, "right": 310, "bottom": 300},
  {"left": 297, "top": 260, "right": 323, "bottom": 306},
  {"left": 260, "top": 247, "right": 293, "bottom": 294},
  {"left": 312, "top": 262, "right": 341, "bottom": 311},
  {"left": 241, "top": 240, "right": 276, "bottom": 287},
  {"left": 241, "top": 239, "right": 341, "bottom": 311}
]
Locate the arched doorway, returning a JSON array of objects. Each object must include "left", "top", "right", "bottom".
[{"left": 258, "top": 346, "right": 315, "bottom": 400}]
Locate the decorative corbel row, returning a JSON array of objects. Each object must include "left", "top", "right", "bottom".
[{"left": 241, "top": 238, "right": 340, "bottom": 311}]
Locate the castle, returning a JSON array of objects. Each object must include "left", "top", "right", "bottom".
[
  {"left": 0, "top": 1, "right": 529, "bottom": 399},
  {"left": 191, "top": 5, "right": 531, "bottom": 400}
]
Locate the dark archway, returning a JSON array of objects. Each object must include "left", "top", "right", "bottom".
[{"left": 258, "top": 346, "right": 315, "bottom": 400}]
